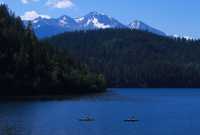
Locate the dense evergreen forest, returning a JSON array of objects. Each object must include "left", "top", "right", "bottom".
[
  {"left": 0, "top": 5, "right": 106, "bottom": 96},
  {"left": 46, "top": 29, "right": 200, "bottom": 88}
]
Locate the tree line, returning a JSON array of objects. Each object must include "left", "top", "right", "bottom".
[{"left": 46, "top": 28, "right": 200, "bottom": 88}]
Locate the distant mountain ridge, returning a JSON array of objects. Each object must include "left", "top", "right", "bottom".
[{"left": 23, "top": 11, "right": 166, "bottom": 38}]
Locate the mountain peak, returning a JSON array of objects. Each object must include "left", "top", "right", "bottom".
[
  {"left": 59, "top": 15, "right": 73, "bottom": 20},
  {"left": 75, "top": 11, "right": 126, "bottom": 30},
  {"left": 57, "top": 15, "right": 76, "bottom": 26},
  {"left": 129, "top": 20, "right": 148, "bottom": 29},
  {"left": 129, "top": 20, "right": 166, "bottom": 36}
]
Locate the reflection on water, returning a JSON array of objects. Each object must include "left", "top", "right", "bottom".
[{"left": 0, "top": 88, "right": 200, "bottom": 135}]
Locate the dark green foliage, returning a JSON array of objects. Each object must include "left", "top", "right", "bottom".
[
  {"left": 0, "top": 5, "right": 106, "bottom": 96},
  {"left": 46, "top": 29, "right": 200, "bottom": 88}
]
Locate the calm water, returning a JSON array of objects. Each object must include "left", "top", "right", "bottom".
[{"left": 0, "top": 89, "right": 200, "bottom": 135}]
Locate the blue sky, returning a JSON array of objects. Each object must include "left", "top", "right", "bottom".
[{"left": 1, "top": 0, "right": 200, "bottom": 38}]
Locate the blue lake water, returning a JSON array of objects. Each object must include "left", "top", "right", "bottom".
[{"left": 0, "top": 88, "right": 200, "bottom": 135}]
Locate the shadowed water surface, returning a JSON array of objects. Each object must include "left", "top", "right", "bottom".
[{"left": 0, "top": 88, "right": 200, "bottom": 135}]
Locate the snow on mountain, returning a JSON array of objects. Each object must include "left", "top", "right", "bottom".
[
  {"left": 75, "top": 11, "right": 126, "bottom": 30},
  {"left": 86, "top": 18, "right": 111, "bottom": 29},
  {"left": 172, "top": 34, "right": 197, "bottom": 40},
  {"left": 128, "top": 20, "right": 166, "bottom": 36},
  {"left": 75, "top": 17, "right": 84, "bottom": 23},
  {"left": 57, "top": 15, "right": 79, "bottom": 28}
]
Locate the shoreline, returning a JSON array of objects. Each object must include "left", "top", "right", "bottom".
[{"left": 0, "top": 92, "right": 106, "bottom": 101}]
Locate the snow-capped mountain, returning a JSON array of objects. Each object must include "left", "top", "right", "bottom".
[
  {"left": 22, "top": 12, "right": 166, "bottom": 38},
  {"left": 75, "top": 12, "right": 126, "bottom": 30},
  {"left": 57, "top": 15, "right": 79, "bottom": 29},
  {"left": 172, "top": 34, "right": 197, "bottom": 40},
  {"left": 128, "top": 20, "right": 166, "bottom": 36},
  {"left": 26, "top": 15, "right": 79, "bottom": 38}
]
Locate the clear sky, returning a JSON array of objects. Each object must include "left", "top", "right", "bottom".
[{"left": 0, "top": 0, "right": 200, "bottom": 38}]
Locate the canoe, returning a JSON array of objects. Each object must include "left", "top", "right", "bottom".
[
  {"left": 124, "top": 119, "right": 139, "bottom": 122},
  {"left": 79, "top": 118, "right": 95, "bottom": 121}
]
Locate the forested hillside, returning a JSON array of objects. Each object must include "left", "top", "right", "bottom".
[
  {"left": 46, "top": 29, "right": 200, "bottom": 88},
  {"left": 0, "top": 5, "right": 106, "bottom": 96}
]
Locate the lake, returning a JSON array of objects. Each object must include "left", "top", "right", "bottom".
[{"left": 0, "top": 88, "right": 200, "bottom": 135}]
